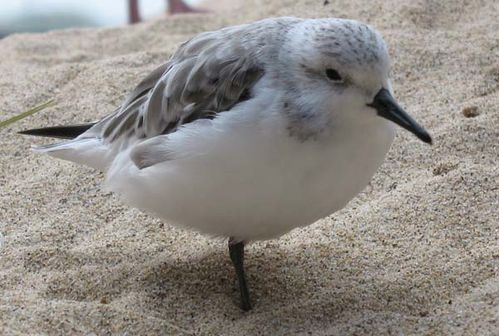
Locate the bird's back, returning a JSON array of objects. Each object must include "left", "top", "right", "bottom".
[{"left": 31, "top": 17, "right": 302, "bottom": 171}]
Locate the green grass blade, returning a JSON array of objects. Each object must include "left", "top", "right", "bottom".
[{"left": 0, "top": 99, "right": 56, "bottom": 129}]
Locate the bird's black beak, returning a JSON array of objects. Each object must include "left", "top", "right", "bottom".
[{"left": 367, "top": 88, "right": 432, "bottom": 144}]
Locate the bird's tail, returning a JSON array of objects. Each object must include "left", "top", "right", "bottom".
[
  {"left": 18, "top": 123, "right": 96, "bottom": 139},
  {"left": 19, "top": 122, "right": 109, "bottom": 171}
]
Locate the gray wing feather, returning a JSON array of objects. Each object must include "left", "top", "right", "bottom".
[
  {"left": 80, "top": 63, "right": 169, "bottom": 140},
  {"left": 95, "top": 24, "right": 270, "bottom": 144},
  {"left": 122, "top": 62, "right": 170, "bottom": 108}
]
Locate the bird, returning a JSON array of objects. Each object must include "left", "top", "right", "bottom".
[{"left": 20, "top": 17, "right": 432, "bottom": 311}]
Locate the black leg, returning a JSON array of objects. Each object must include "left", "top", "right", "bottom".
[{"left": 228, "top": 239, "right": 252, "bottom": 311}]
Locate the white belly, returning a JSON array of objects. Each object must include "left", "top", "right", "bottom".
[{"left": 106, "top": 110, "right": 395, "bottom": 241}]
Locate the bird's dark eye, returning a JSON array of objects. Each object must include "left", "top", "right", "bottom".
[{"left": 325, "top": 68, "right": 342, "bottom": 82}]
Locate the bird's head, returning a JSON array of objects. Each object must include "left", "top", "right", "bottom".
[{"left": 279, "top": 18, "right": 432, "bottom": 144}]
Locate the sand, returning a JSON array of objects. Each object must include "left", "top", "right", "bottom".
[{"left": 0, "top": 0, "right": 498, "bottom": 335}]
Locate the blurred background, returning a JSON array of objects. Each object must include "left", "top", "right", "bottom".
[{"left": 0, "top": 0, "right": 204, "bottom": 38}]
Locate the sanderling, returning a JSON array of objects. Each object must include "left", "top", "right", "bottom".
[{"left": 21, "top": 17, "right": 432, "bottom": 311}]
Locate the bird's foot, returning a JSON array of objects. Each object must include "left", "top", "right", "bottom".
[{"left": 228, "top": 238, "right": 252, "bottom": 311}]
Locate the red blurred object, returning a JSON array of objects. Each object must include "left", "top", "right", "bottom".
[
  {"left": 128, "top": 0, "right": 202, "bottom": 24},
  {"left": 128, "top": 0, "right": 141, "bottom": 24},
  {"left": 168, "top": 0, "right": 201, "bottom": 14}
]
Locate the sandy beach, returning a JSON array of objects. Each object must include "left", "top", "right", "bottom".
[{"left": 0, "top": 0, "right": 497, "bottom": 335}]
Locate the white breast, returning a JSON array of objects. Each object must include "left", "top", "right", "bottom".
[{"left": 105, "top": 99, "right": 395, "bottom": 241}]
